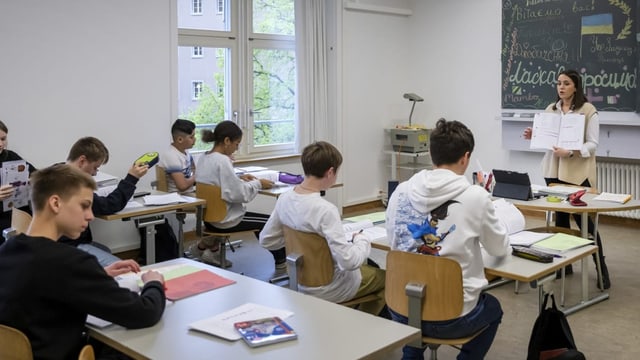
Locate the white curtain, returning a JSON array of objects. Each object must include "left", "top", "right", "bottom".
[{"left": 295, "top": 0, "right": 332, "bottom": 152}]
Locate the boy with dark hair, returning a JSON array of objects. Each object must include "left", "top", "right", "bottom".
[
  {"left": 60, "top": 136, "right": 149, "bottom": 269},
  {"left": 260, "top": 141, "right": 386, "bottom": 316},
  {"left": 0, "top": 164, "right": 165, "bottom": 359},
  {"left": 386, "top": 118, "right": 510, "bottom": 359},
  {"left": 160, "top": 119, "right": 197, "bottom": 194}
]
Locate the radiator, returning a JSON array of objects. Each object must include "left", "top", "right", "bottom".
[{"left": 596, "top": 161, "right": 640, "bottom": 219}]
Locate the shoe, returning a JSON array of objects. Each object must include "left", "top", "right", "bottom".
[
  {"left": 555, "top": 264, "right": 573, "bottom": 279},
  {"left": 187, "top": 242, "right": 206, "bottom": 258},
  {"left": 201, "top": 249, "right": 232, "bottom": 268},
  {"left": 275, "top": 261, "right": 287, "bottom": 271}
]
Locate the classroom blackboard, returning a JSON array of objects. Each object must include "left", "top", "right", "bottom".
[{"left": 501, "top": 0, "right": 638, "bottom": 111}]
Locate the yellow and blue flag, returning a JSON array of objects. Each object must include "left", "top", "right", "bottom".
[{"left": 581, "top": 13, "right": 614, "bottom": 35}]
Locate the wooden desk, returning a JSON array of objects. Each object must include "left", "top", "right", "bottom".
[
  {"left": 97, "top": 192, "right": 206, "bottom": 264},
  {"left": 259, "top": 183, "right": 344, "bottom": 198},
  {"left": 88, "top": 258, "right": 420, "bottom": 360}
]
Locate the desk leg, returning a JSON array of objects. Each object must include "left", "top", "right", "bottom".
[
  {"left": 176, "top": 212, "right": 185, "bottom": 258},
  {"left": 560, "top": 251, "right": 609, "bottom": 316},
  {"left": 196, "top": 205, "right": 203, "bottom": 237},
  {"left": 134, "top": 215, "right": 166, "bottom": 265}
]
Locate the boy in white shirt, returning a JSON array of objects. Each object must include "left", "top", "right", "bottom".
[
  {"left": 160, "top": 119, "right": 196, "bottom": 194},
  {"left": 260, "top": 141, "right": 386, "bottom": 316},
  {"left": 386, "top": 118, "right": 510, "bottom": 360}
]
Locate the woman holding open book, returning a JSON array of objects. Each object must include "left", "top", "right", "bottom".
[{"left": 522, "top": 69, "right": 610, "bottom": 289}]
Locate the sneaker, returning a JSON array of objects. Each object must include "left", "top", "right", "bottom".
[
  {"left": 201, "top": 249, "right": 232, "bottom": 268},
  {"left": 275, "top": 261, "right": 287, "bottom": 271},
  {"left": 187, "top": 242, "right": 206, "bottom": 258}
]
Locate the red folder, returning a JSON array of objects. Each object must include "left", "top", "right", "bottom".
[{"left": 164, "top": 269, "right": 235, "bottom": 301}]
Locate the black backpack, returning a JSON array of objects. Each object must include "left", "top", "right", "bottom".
[{"left": 527, "top": 293, "right": 586, "bottom": 360}]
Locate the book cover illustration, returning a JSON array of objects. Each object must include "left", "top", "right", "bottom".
[
  {"left": 234, "top": 316, "right": 297, "bottom": 347},
  {"left": 1, "top": 160, "right": 29, "bottom": 212}
]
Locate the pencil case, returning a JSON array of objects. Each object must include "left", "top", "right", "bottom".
[{"left": 278, "top": 172, "right": 304, "bottom": 184}]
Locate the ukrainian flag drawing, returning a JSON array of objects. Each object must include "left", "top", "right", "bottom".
[{"left": 581, "top": 13, "right": 614, "bottom": 35}]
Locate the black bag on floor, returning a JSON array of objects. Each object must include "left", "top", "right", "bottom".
[
  {"left": 138, "top": 219, "right": 179, "bottom": 264},
  {"left": 527, "top": 293, "right": 586, "bottom": 360}
]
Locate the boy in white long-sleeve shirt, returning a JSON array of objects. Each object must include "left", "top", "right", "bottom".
[
  {"left": 260, "top": 141, "right": 386, "bottom": 316},
  {"left": 386, "top": 118, "right": 510, "bottom": 360}
]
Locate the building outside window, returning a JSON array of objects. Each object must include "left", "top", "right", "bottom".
[
  {"left": 192, "top": 0, "right": 202, "bottom": 15},
  {"left": 192, "top": 46, "right": 203, "bottom": 58}
]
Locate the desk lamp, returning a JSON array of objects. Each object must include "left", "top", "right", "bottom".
[{"left": 403, "top": 93, "right": 424, "bottom": 127}]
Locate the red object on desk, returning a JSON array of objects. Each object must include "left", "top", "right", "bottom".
[{"left": 164, "top": 269, "right": 235, "bottom": 301}]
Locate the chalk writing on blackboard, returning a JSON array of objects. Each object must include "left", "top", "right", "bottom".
[{"left": 501, "top": 0, "right": 638, "bottom": 112}]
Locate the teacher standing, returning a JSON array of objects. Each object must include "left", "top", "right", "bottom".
[{"left": 523, "top": 69, "right": 610, "bottom": 289}]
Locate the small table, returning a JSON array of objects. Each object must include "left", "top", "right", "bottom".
[
  {"left": 97, "top": 192, "right": 206, "bottom": 264},
  {"left": 87, "top": 258, "right": 420, "bottom": 360}
]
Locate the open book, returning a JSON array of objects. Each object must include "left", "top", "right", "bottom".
[
  {"left": 493, "top": 198, "right": 553, "bottom": 246},
  {"left": 343, "top": 220, "right": 387, "bottom": 242},
  {"left": 530, "top": 113, "right": 585, "bottom": 151}
]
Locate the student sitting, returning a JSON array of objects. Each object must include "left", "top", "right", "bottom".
[
  {"left": 260, "top": 141, "right": 386, "bottom": 316},
  {"left": 0, "top": 120, "right": 37, "bottom": 243},
  {"left": 0, "top": 164, "right": 165, "bottom": 359},
  {"left": 160, "top": 119, "right": 197, "bottom": 195},
  {"left": 59, "top": 137, "right": 149, "bottom": 266},
  {"left": 192, "top": 121, "right": 276, "bottom": 268},
  {"left": 386, "top": 119, "right": 509, "bottom": 360}
]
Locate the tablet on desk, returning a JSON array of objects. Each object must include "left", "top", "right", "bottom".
[{"left": 491, "top": 169, "right": 533, "bottom": 201}]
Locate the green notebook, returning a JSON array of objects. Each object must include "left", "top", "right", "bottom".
[{"left": 531, "top": 233, "right": 594, "bottom": 254}]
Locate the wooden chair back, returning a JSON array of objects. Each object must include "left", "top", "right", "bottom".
[
  {"left": 385, "top": 250, "right": 464, "bottom": 321},
  {"left": 155, "top": 166, "right": 169, "bottom": 192},
  {"left": 195, "top": 182, "right": 227, "bottom": 223},
  {"left": 11, "top": 208, "right": 32, "bottom": 235},
  {"left": 0, "top": 324, "right": 33, "bottom": 360},
  {"left": 282, "top": 225, "right": 334, "bottom": 287},
  {"left": 78, "top": 344, "right": 95, "bottom": 360}
]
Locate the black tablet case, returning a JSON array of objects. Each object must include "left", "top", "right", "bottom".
[{"left": 492, "top": 169, "right": 532, "bottom": 201}]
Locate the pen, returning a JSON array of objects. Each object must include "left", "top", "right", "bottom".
[{"left": 350, "top": 229, "right": 364, "bottom": 242}]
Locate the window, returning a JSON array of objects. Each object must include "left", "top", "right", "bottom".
[
  {"left": 192, "top": 81, "right": 203, "bottom": 100},
  {"left": 217, "top": 0, "right": 224, "bottom": 14},
  {"left": 192, "top": 46, "right": 203, "bottom": 58},
  {"left": 191, "top": 0, "right": 202, "bottom": 15},
  {"left": 177, "top": 0, "right": 296, "bottom": 156}
]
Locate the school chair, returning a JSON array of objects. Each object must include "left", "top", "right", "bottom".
[
  {"left": 194, "top": 182, "right": 249, "bottom": 268},
  {"left": 282, "top": 225, "right": 380, "bottom": 308},
  {"left": 2, "top": 207, "right": 33, "bottom": 242},
  {"left": 77, "top": 344, "right": 95, "bottom": 360},
  {"left": 154, "top": 166, "right": 169, "bottom": 192},
  {"left": 0, "top": 324, "right": 33, "bottom": 360},
  {"left": 385, "top": 250, "right": 488, "bottom": 360}
]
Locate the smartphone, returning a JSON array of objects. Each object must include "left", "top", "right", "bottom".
[{"left": 135, "top": 152, "right": 159, "bottom": 167}]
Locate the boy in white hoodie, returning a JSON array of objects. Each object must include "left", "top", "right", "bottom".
[{"left": 386, "top": 118, "right": 510, "bottom": 360}]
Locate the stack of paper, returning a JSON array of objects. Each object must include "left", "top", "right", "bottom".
[
  {"left": 343, "top": 220, "right": 387, "bottom": 242},
  {"left": 592, "top": 192, "right": 632, "bottom": 204},
  {"left": 143, "top": 193, "right": 187, "bottom": 205}
]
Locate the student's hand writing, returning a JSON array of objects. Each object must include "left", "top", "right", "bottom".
[
  {"left": 141, "top": 270, "right": 165, "bottom": 286},
  {"left": 239, "top": 174, "right": 257, "bottom": 182},
  {"left": 522, "top": 127, "right": 532, "bottom": 140},
  {"left": 104, "top": 259, "right": 142, "bottom": 277},
  {"left": 0, "top": 184, "right": 14, "bottom": 201},
  {"left": 259, "top": 179, "right": 274, "bottom": 189},
  {"left": 128, "top": 163, "right": 149, "bottom": 179}
]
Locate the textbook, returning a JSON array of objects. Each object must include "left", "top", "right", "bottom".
[
  {"left": 530, "top": 113, "right": 585, "bottom": 151},
  {"left": 531, "top": 233, "right": 594, "bottom": 254},
  {"left": 234, "top": 317, "right": 297, "bottom": 348},
  {"left": 343, "top": 220, "right": 387, "bottom": 242},
  {"left": 592, "top": 192, "right": 632, "bottom": 204},
  {"left": 189, "top": 303, "right": 294, "bottom": 341}
]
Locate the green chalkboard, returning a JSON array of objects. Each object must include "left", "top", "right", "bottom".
[{"left": 502, "top": 0, "right": 638, "bottom": 111}]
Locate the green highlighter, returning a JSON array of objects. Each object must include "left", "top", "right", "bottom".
[{"left": 135, "top": 152, "right": 159, "bottom": 167}]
